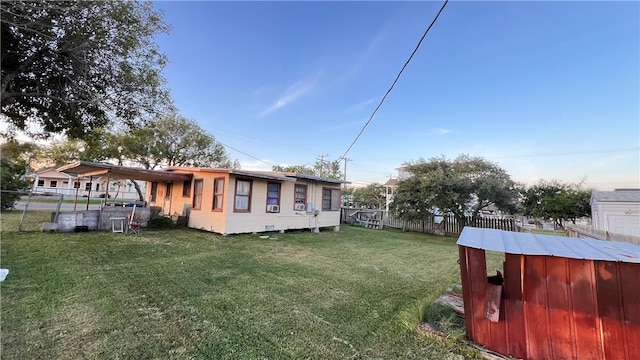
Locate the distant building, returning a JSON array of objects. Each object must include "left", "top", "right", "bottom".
[
  {"left": 26, "top": 167, "right": 145, "bottom": 200},
  {"left": 383, "top": 167, "right": 410, "bottom": 211},
  {"left": 591, "top": 189, "right": 640, "bottom": 237}
]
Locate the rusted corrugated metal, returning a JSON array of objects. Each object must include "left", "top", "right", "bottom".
[{"left": 457, "top": 228, "right": 640, "bottom": 360}]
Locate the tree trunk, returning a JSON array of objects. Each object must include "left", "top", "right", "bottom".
[{"left": 130, "top": 178, "right": 144, "bottom": 201}]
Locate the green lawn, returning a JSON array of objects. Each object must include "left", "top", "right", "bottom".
[{"left": 1, "top": 212, "right": 491, "bottom": 359}]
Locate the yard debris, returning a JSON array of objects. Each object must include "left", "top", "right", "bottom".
[
  {"left": 436, "top": 292, "right": 465, "bottom": 316},
  {"left": 0, "top": 269, "right": 8, "bottom": 281},
  {"left": 420, "top": 322, "right": 446, "bottom": 337}
]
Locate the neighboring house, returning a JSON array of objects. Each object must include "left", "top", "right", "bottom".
[
  {"left": 147, "top": 167, "right": 344, "bottom": 235},
  {"left": 383, "top": 167, "right": 410, "bottom": 211},
  {"left": 591, "top": 189, "right": 640, "bottom": 237},
  {"left": 27, "top": 167, "right": 145, "bottom": 200}
]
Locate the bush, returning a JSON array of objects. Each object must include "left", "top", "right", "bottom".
[
  {"left": 147, "top": 216, "right": 175, "bottom": 229},
  {"left": 98, "top": 194, "right": 112, "bottom": 198}
]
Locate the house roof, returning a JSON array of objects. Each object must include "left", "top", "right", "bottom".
[
  {"left": 457, "top": 227, "right": 640, "bottom": 263},
  {"left": 57, "top": 161, "right": 193, "bottom": 182},
  {"left": 384, "top": 178, "right": 398, "bottom": 186},
  {"left": 165, "top": 167, "right": 345, "bottom": 184},
  {"left": 26, "top": 167, "right": 74, "bottom": 179},
  {"left": 591, "top": 189, "right": 640, "bottom": 204}
]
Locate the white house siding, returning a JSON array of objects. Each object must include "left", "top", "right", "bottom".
[
  {"left": 591, "top": 190, "right": 640, "bottom": 237},
  {"left": 222, "top": 178, "right": 341, "bottom": 235}
]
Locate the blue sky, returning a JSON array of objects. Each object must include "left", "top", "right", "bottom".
[{"left": 153, "top": 1, "right": 639, "bottom": 190}]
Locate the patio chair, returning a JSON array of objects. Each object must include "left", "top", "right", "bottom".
[{"left": 127, "top": 205, "right": 142, "bottom": 235}]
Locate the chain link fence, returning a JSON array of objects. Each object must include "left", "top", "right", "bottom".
[{"left": 1, "top": 191, "right": 63, "bottom": 232}]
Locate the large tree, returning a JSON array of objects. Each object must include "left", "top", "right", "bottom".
[
  {"left": 0, "top": 140, "right": 33, "bottom": 210},
  {"left": 45, "top": 115, "right": 233, "bottom": 170},
  {"left": 1, "top": 1, "right": 171, "bottom": 139},
  {"left": 42, "top": 115, "right": 234, "bottom": 200},
  {"left": 352, "top": 183, "right": 386, "bottom": 209},
  {"left": 123, "top": 114, "right": 233, "bottom": 169},
  {"left": 390, "top": 155, "right": 519, "bottom": 227},
  {"left": 520, "top": 179, "right": 592, "bottom": 229}
]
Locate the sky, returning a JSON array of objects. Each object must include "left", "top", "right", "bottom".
[{"left": 151, "top": 0, "right": 639, "bottom": 190}]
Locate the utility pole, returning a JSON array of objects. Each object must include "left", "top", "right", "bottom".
[
  {"left": 316, "top": 154, "right": 329, "bottom": 177},
  {"left": 343, "top": 157, "right": 352, "bottom": 182}
]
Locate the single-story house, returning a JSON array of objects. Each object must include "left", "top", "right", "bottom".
[
  {"left": 146, "top": 167, "right": 344, "bottom": 235},
  {"left": 591, "top": 189, "right": 640, "bottom": 237},
  {"left": 57, "top": 162, "right": 344, "bottom": 235}
]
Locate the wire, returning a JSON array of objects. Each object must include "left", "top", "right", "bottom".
[
  {"left": 337, "top": 0, "right": 449, "bottom": 162},
  {"left": 218, "top": 140, "right": 277, "bottom": 168}
]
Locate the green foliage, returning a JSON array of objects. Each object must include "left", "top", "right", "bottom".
[
  {"left": 0, "top": 140, "right": 31, "bottom": 210},
  {"left": 390, "top": 155, "right": 519, "bottom": 225},
  {"left": 122, "top": 113, "right": 232, "bottom": 169},
  {"left": 273, "top": 157, "right": 343, "bottom": 179},
  {"left": 147, "top": 216, "right": 175, "bottom": 229},
  {"left": 1, "top": 1, "right": 171, "bottom": 139},
  {"left": 352, "top": 183, "right": 386, "bottom": 209},
  {"left": 520, "top": 179, "right": 592, "bottom": 229}
]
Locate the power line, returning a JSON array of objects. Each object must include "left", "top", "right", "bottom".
[
  {"left": 217, "top": 140, "right": 276, "bottom": 168},
  {"left": 337, "top": 0, "right": 449, "bottom": 162}
]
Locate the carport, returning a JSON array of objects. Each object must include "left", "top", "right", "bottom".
[{"left": 53, "top": 161, "right": 192, "bottom": 232}]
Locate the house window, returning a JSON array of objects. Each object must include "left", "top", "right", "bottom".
[
  {"left": 37, "top": 180, "right": 44, "bottom": 187},
  {"left": 322, "top": 188, "right": 341, "bottom": 211},
  {"left": 95, "top": 183, "right": 100, "bottom": 191},
  {"left": 166, "top": 183, "right": 172, "bottom": 198},
  {"left": 85, "top": 183, "right": 91, "bottom": 191},
  {"left": 73, "top": 181, "right": 80, "bottom": 189},
  {"left": 62, "top": 181, "right": 69, "bottom": 187},
  {"left": 50, "top": 180, "right": 57, "bottom": 188},
  {"left": 182, "top": 179, "right": 192, "bottom": 197},
  {"left": 294, "top": 184, "right": 307, "bottom": 209},
  {"left": 213, "top": 177, "right": 224, "bottom": 211},
  {"left": 266, "top": 182, "right": 281, "bottom": 212},
  {"left": 192, "top": 179, "right": 203, "bottom": 210},
  {"left": 234, "top": 179, "right": 252, "bottom": 212},
  {"left": 150, "top": 182, "right": 158, "bottom": 202}
]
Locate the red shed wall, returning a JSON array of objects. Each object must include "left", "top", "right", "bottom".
[{"left": 458, "top": 245, "right": 640, "bottom": 360}]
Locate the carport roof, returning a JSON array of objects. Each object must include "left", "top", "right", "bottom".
[{"left": 57, "top": 161, "right": 192, "bottom": 182}]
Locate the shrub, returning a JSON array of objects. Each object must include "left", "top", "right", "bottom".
[{"left": 147, "top": 216, "right": 175, "bottom": 229}]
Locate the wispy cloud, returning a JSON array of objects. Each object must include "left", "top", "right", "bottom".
[
  {"left": 347, "top": 98, "right": 375, "bottom": 112},
  {"left": 258, "top": 75, "right": 319, "bottom": 117},
  {"left": 437, "top": 128, "right": 452, "bottom": 135},
  {"left": 323, "top": 119, "right": 366, "bottom": 132}
]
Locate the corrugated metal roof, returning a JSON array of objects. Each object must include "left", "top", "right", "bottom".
[
  {"left": 457, "top": 227, "right": 640, "bottom": 263},
  {"left": 591, "top": 190, "right": 640, "bottom": 203}
]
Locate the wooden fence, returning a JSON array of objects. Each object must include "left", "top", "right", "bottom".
[
  {"left": 341, "top": 208, "right": 517, "bottom": 237},
  {"left": 565, "top": 224, "right": 640, "bottom": 245}
]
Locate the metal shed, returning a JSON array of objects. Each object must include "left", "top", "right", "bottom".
[{"left": 457, "top": 227, "right": 640, "bottom": 360}]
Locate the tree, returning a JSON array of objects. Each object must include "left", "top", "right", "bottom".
[
  {"left": 520, "top": 179, "right": 592, "bottom": 229},
  {"left": 273, "top": 158, "right": 343, "bottom": 179},
  {"left": 390, "top": 155, "right": 519, "bottom": 228},
  {"left": 41, "top": 115, "right": 233, "bottom": 200},
  {"left": 122, "top": 114, "right": 233, "bottom": 169},
  {"left": 0, "top": 140, "right": 32, "bottom": 210},
  {"left": 352, "top": 183, "right": 386, "bottom": 209},
  {"left": 1, "top": 1, "right": 171, "bottom": 139}
]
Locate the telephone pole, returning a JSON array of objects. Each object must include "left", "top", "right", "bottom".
[
  {"left": 342, "top": 157, "right": 352, "bottom": 182},
  {"left": 316, "top": 154, "right": 329, "bottom": 177}
]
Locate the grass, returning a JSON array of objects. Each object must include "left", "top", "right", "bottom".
[{"left": 1, "top": 211, "right": 490, "bottom": 359}]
